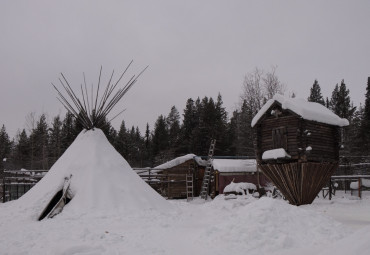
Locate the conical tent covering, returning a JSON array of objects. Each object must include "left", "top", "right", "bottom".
[{"left": 16, "top": 129, "right": 171, "bottom": 219}]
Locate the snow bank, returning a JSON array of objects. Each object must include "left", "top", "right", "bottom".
[
  {"left": 201, "top": 197, "right": 348, "bottom": 255},
  {"left": 224, "top": 181, "right": 257, "bottom": 194},
  {"left": 0, "top": 193, "right": 360, "bottom": 255},
  {"left": 154, "top": 154, "right": 196, "bottom": 170},
  {"left": 213, "top": 159, "right": 257, "bottom": 173},
  {"left": 262, "top": 148, "right": 291, "bottom": 160},
  {"left": 251, "top": 94, "right": 349, "bottom": 127},
  {"left": 11, "top": 129, "right": 172, "bottom": 220}
]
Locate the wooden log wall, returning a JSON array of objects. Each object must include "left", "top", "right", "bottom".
[
  {"left": 259, "top": 114, "right": 300, "bottom": 160},
  {"left": 162, "top": 160, "right": 195, "bottom": 198},
  {"left": 259, "top": 162, "right": 338, "bottom": 205},
  {"left": 303, "top": 120, "right": 340, "bottom": 162}
]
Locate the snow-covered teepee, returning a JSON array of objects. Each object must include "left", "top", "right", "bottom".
[{"left": 16, "top": 62, "right": 171, "bottom": 220}]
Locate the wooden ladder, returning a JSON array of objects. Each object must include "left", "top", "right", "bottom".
[
  {"left": 186, "top": 174, "right": 194, "bottom": 201},
  {"left": 200, "top": 139, "right": 216, "bottom": 200}
]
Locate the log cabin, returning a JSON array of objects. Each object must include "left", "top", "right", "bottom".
[
  {"left": 212, "top": 159, "right": 269, "bottom": 194},
  {"left": 252, "top": 94, "right": 349, "bottom": 205}
]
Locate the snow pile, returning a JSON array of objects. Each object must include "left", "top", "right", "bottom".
[
  {"left": 198, "top": 197, "right": 349, "bottom": 255},
  {"left": 154, "top": 154, "right": 196, "bottom": 170},
  {"left": 224, "top": 181, "right": 257, "bottom": 194},
  {"left": 350, "top": 178, "right": 370, "bottom": 189},
  {"left": 262, "top": 148, "right": 291, "bottom": 160},
  {"left": 251, "top": 94, "right": 349, "bottom": 127},
  {"left": 213, "top": 159, "right": 257, "bottom": 173},
  {"left": 12, "top": 128, "right": 171, "bottom": 220}
]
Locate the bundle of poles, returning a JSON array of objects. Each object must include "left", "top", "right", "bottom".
[{"left": 52, "top": 61, "right": 148, "bottom": 130}]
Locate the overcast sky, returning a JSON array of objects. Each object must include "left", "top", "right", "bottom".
[{"left": 1, "top": 0, "right": 369, "bottom": 138}]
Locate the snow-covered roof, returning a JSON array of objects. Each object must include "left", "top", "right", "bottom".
[
  {"left": 251, "top": 94, "right": 349, "bottom": 127},
  {"left": 154, "top": 154, "right": 196, "bottom": 169},
  {"left": 212, "top": 159, "right": 257, "bottom": 173},
  {"left": 194, "top": 156, "right": 208, "bottom": 166},
  {"left": 262, "top": 148, "right": 291, "bottom": 160}
]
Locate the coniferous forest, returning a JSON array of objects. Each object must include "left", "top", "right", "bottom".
[{"left": 1, "top": 75, "right": 369, "bottom": 169}]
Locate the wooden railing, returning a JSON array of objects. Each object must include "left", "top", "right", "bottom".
[{"left": 2, "top": 170, "right": 48, "bottom": 202}]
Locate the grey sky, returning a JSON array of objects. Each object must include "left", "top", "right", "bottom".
[{"left": 1, "top": 0, "right": 369, "bottom": 138}]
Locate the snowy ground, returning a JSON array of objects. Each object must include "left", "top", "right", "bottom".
[{"left": 1, "top": 191, "right": 370, "bottom": 255}]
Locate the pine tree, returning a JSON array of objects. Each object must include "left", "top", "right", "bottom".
[
  {"left": 227, "top": 110, "right": 238, "bottom": 155},
  {"left": 0, "top": 124, "right": 11, "bottom": 170},
  {"left": 144, "top": 123, "right": 152, "bottom": 166},
  {"left": 49, "top": 115, "right": 63, "bottom": 166},
  {"left": 30, "top": 114, "right": 49, "bottom": 169},
  {"left": 360, "top": 77, "right": 370, "bottom": 153},
  {"left": 326, "top": 97, "right": 330, "bottom": 108},
  {"left": 350, "top": 106, "right": 364, "bottom": 154},
  {"left": 61, "top": 112, "right": 77, "bottom": 154},
  {"left": 329, "top": 80, "right": 356, "bottom": 155},
  {"left": 180, "top": 98, "right": 196, "bottom": 154},
  {"left": 116, "top": 120, "right": 129, "bottom": 158},
  {"left": 214, "top": 94, "right": 228, "bottom": 154},
  {"left": 308, "top": 80, "right": 325, "bottom": 105},
  {"left": 152, "top": 115, "right": 169, "bottom": 165},
  {"left": 329, "top": 80, "right": 356, "bottom": 120},
  {"left": 13, "top": 129, "right": 30, "bottom": 169},
  {"left": 167, "top": 106, "right": 181, "bottom": 156}
]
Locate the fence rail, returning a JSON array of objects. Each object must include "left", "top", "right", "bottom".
[{"left": 2, "top": 170, "right": 48, "bottom": 202}]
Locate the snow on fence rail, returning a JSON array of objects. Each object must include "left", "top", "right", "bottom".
[{"left": 329, "top": 175, "right": 370, "bottom": 199}]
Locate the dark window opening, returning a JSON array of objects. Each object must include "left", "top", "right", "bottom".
[{"left": 272, "top": 127, "right": 288, "bottom": 150}]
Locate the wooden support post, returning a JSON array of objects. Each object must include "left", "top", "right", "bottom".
[
  {"left": 148, "top": 168, "right": 151, "bottom": 184},
  {"left": 358, "top": 178, "right": 362, "bottom": 199}
]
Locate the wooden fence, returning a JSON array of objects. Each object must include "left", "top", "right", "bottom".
[
  {"left": 133, "top": 168, "right": 189, "bottom": 198},
  {"left": 2, "top": 170, "right": 48, "bottom": 202}
]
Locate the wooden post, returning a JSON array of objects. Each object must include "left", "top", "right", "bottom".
[
  {"left": 329, "top": 178, "right": 332, "bottom": 200},
  {"left": 358, "top": 178, "right": 362, "bottom": 199},
  {"left": 148, "top": 168, "right": 151, "bottom": 184}
]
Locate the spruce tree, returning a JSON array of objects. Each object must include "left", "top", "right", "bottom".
[
  {"left": 360, "top": 77, "right": 370, "bottom": 152},
  {"left": 116, "top": 120, "right": 129, "bottom": 158},
  {"left": 61, "top": 112, "right": 77, "bottom": 154},
  {"left": 31, "top": 114, "right": 49, "bottom": 169},
  {"left": 0, "top": 124, "right": 11, "bottom": 170},
  {"left": 214, "top": 94, "right": 228, "bottom": 154},
  {"left": 49, "top": 115, "right": 63, "bottom": 166},
  {"left": 167, "top": 106, "right": 181, "bottom": 155},
  {"left": 13, "top": 129, "right": 30, "bottom": 169},
  {"left": 180, "top": 98, "right": 196, "bottom": 154},
  {"left": 144, "top": 123, "right": 152, "bottom": 166},
  {"left": 152, "top": 115, "right": 169, "bottom": 165},
  {"left": 329, "top": 80, "right": 356, "bottom": 120},
  {"left": 308, "top": 80, "right": 325, "bottom": 105},
  {"left": 329, "top": 80, "right": 356, "bottom": 155}
]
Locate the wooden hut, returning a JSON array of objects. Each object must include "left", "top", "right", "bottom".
[
  {"left": 154, "top": 154, "right": 199, "bottom": 198},
  {"left": 212, "top": 159, "right": 269, "bottom": 194},
  {"left": 252, "top": 95, "right": 349, "bottom": 205}
]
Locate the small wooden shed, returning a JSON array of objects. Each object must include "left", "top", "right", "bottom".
[
  {"left": 252, "top": 95, "right": 349, "bottom": 205},
  {"left": 154, "top": 154, "right": 200, "bottom": 198},
  {"left": 212, "top": 159, "right": 269, "bottom": 194}
]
